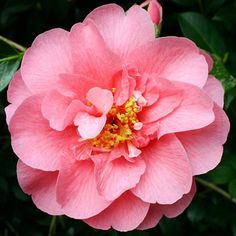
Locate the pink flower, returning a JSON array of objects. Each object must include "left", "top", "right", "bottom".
[
  {"left": 5, "top": 3, "right": 229, "bottom": 232},
  {"left": 141, "top": 0, "right": 162, "bottom": 26}
]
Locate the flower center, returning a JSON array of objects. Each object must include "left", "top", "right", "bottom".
[{"left": 89, "top": 97, "right": 141, "bottom": 150}]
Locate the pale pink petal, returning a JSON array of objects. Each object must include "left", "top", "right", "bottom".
[
  {"left": 203, "top": 75, "right": 224, "bottom": 108},
  {"left": 17, "top": 161, "right": 62, "bottom": 215},
  {"left": 56, "top": 160, "right": 111, "bottom": 219},
  {"left": 127, "top": 142, "right": 142, "bottom": 158},
  {"left": 41, "top": 90, "right": 87, "bottom": 131},
  {"left": 128, "top": 37, "right": 208, "bottom": 88},
  {"left": 158, "top": 81, "right": 214, "bottom": 138},
  {"left": 9, "top": 95, "right": 78, "bottom": 171},
  {"left": 86, "top": 87, "right": 113, "bottom": 113},
  {"left": 74, "top": 112, "right": 106, "bottom": 139},
  {"left": 21, "top": 29, "right": 72, "bottom": 93},
  {"left": 160, "top": 179, "right": 196, "bottom": 217},
  {"left": 177, "top": 104, "right": 230, "bottom": 175},
  {"left": 95, "top": 157, "right": 146, "bottom": 200},
  {"left": 132, "top": 134, "right": 192, "bottom": 204},
  {"left": 7, "top": 70, "right": 31, "bottom": 104},
  {"left": 137, "top": 204, "right": 162, "bottom": 230},
  {"left": 85, "top": 4, "right": 155, "bottom": 59},
  {"left": 141, "top": 78, "right": 183, "bottom": 123},
  {"left": 70, "top": 20, "right": 120, "bottom": 88},
  {"left": 84, "top": 192, "right": 149, "bottom": 232},
  {"left": 5, "top": 71, "right": 32, "bottom": 124}
]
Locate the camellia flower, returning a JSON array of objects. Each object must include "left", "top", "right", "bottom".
[{"left": 5, "top": 3, "right": 229, "bottom": 232}]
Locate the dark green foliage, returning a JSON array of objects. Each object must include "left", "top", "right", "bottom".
[{"left": 0, "top": 0, "right": 236, "bottom": 235}]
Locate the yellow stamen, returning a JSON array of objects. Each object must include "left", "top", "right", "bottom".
[{"left": 89, "top": 97, "right": 140, "bottom": 150}]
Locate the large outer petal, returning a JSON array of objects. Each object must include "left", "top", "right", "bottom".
[
  {"left": 132, "top": 135, "right": 192, "bottom": 204},
  {"left": 5, "top": 71, "right": 31, "bottom": 124},
  {"left": 127, "top": 37, "right": 208, "bottom": 88},
  {"left": 56, "top": 160, "right": 111, "bottom": 219},
  {"left": 177, "top": 105, "right": 230, "bottom": 175},
  {"left": 203, "top": 75, "right": 224, "bottom": 108},
  {"left": 9, "top": 95, "right": 78, "bottom": 171},
  {"left": 17, "top": 161, "right": 62, "bottom": 215},
  {"left": 85, "top": 4, "right": 155, "bottom": 59},
  {"left": 94, "top": 157, "right": 146, "bottom": 201},
  {"left": 70, "top": 20, "right": 120, "bottom": 88},
  {"left": 137, "top": 205, "right": 163, "bottom": 230},
  {"left": 160, "top": 179, "right": 196, "bottom": 218},
  {"left": 158, "top": 81, "right": 214, "bottom": 138},
  {"left": 21, "top": 29, "right": 72, "bottom": 93},
  {"left": 84, "top": 191, "right": 149, "bottom": 232}
]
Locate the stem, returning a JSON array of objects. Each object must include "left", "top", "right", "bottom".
[
  {"left": 0, "top": 35, "right": 26, "bottom": 52},
  {"left": 48, "top": 216, "right": 57, "bottom": 236},
  {"left": 196, "top": 177, "right": 236, "bottom": 205}
]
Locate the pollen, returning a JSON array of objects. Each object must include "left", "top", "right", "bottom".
[{"left": 90, "top": 97, "right": 140, "bottom": 150}]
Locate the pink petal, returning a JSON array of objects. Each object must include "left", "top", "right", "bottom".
[
  {"left": 158, "top": 81, "right": 215, "bottom": 138},
  {"left": 5, "top": 71, "right": 31, "bottom": 124},
  {"left": 177, "top": 104, "right": 230, "bottom": 175},
  {"left": 137, "top": 204, "right": 163, "bottom": 230},
  {"left": 95, "top": 157, "right": 146, "bottom": 200},
  {"left": 84, "top": 191, "right": 150, "bottom": 232},
  {"left": 160, "top": 179, "right": 196, "bottom": 218},
  {"left": 41, "top": 90, "right": 86, "bottom": 131},
  {"left": 56, "top": 160, "right": 111, "bottom": 219},
  {"left": 203, "top": 75, "right": 224, "bottom": 108},
  {"left": 85, "top": 4, "right": 155, "bottom": 59},
  {"left": 141, "top": 78, "right": 183, "bottom": 123},
  {"left": 21, "top": 29, "right": 72, "bottom": 93},
  {"left": 74, "top": 112, "right": 106, "bottom": 139},
  {"left": 200, "top": 50, "right": 213, "bottom": 72},
  {"left": 70, "top": 20, "right": 120, "bottom": 88},
  {"left": 128, "top": 37, "right": 208, "bottom": 88},
  {"left": 17, "top": 160, "right": 62, "bottom": 215},
  {"left": 132, "top": 134, "right": 192, "bottom": 204},
  {"left": 86, "top": 87, "right": 113, "bottom": 113},
  {"left": 9, "top": 95, "right": 78, "bottom": 171}
]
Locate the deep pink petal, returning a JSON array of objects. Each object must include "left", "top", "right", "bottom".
[
  {"left": 148, "top": 0, "right": 163, "bottom": 25},
  {"left": 74, "top": 112, "right": 106, "bottom": 139},
  {"left": 203, "top": 75, "right": 224, "bottom": 108},
  {"left": 70, "top": 20, "right": 120, "bottom": 88},
  {"left": 86, "top": 87, "right": 113, "bottom": 113},
  {"left": 158, "top": 81, "right": 214, "bottom": 137},
  {"left": 128, "top": 37, "right": 208, "bottom": 88},
  {"left": 177, "top": 104, "right": 230, "bottom": 175},
  {"left": 160, "top": 179, "right": 196, "bottom": 218},
  {"left": 21, "top": 29, "right": 72, "bottom": 93},
  {"left": 95, "top": 157, "right": 146, "bottom": 200},
  {"left": 9, "top": 95, "right": 78, "bottom": 171},
  {"left": 132, "top": 135, "right": 192, "bottom": 204},
  {"left": 56, "top": 160, "right": 111, "bottom": 219},
  {"left": 137, "top": 204, "right": 163, "bottom": 230},
  {"left": 85, "top": 4, "right": 155, "bottom": 59},
  {"left": 17, "top": 160, "right": 62, "bottom": 215},
  {"left": 84, "top": 191, "right": 149, "bottom": 231}
]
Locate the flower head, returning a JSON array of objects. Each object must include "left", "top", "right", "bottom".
[{"left": 5, "top": 3, "right": 229, "bottom": 232}]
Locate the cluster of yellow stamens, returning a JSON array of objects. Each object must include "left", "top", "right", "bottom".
[{"left": 90, "top": 97, "right": 140, "bottom": 150}]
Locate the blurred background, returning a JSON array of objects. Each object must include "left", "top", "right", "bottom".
[{"left": 0, "top": 0, "right": 236, "bottom": 235}]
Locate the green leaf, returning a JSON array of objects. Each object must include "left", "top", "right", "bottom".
[
  {"left": 0, "top": 56, "right": 21, "bottom": 91},
  {"left": 228, "top": 179, "right": 236, "bottom": 199},
  {"left": 205, "top": 166, "right": 236, "bottom": 184},
  {"left": 171, "top": 0, "right": 197, "bottom": 6},
  {"left": 211, "top": 54, "right": 236, "bottom": 93},
  {"left": 178, "top": 12, "right": 226, "bottom": 56}
]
